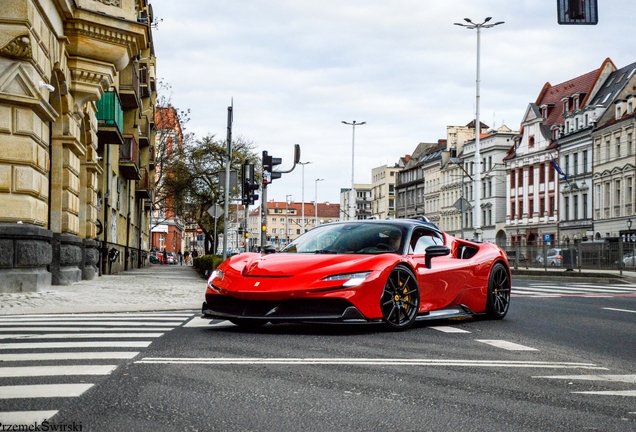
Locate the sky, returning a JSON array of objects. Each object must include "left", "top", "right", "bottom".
[{"left": 151, "top": 0, "right": 634, "bottom": 206}]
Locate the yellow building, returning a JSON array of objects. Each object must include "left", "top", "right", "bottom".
[{"left": 0, "top": 0, "right": 156, "bottom": 292}]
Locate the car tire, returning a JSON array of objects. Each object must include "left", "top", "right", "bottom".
[
  {"left": 484, "top": 262, "right": 510, "bottom": 320},
  {"left": 229, "top": 318, "right": 268, "bottom": 328},
  {"left": 380, "top": 265, "right": 420, "bottom": 331}
]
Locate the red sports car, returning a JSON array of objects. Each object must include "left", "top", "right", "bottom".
[{"left": 202, "top": 219, "right": 511, "bottom": 330}]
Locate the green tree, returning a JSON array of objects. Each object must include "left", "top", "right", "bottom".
[{"left": 165, "top": 134, "right": 259, "bottom": 254}]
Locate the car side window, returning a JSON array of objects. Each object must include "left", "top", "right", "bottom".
[{"left": 409, "top": 229, "right": 444, "bottom": 255}]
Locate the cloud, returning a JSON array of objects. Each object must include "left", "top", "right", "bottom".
[{"left": 152, "top": 0, "right": 635, "bottom": 205}]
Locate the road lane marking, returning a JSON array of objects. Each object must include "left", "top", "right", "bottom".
[
  {"left": 0, "top": 384, "right": 94, "bottom": 399},
  {"left": 0, "top": 317, "right": 185, "bottom": 322},
  {"left": 534, "top": 374, "right": 636, "bottom": 383},
  {"left": 136, "top": 358, "right": 605, "bottom": 369},
  {"left": 0, "top": 365, "right": 117, "bottom": 377},
  {"left": 0, "top": 341, "right": 152, "bottom": 349},
  {"left": 184, "top": 317, "right": 217, "bottom": 327},
  {"left": 0, "top": 327, "right": 174, "bottom": 332},
  {"left": 0, "top": 313, "right": 194, "bottom": 318},
  {"left": 603, "top": 307, "right": 636, "bottom": 314},
  {"left": 429, "top": 326, "right": 471, "bottom": 333},
  {"left": 0, "top": 321, "right": 180, "bottom": 327},
  {"left": 0, "top": 333, "right": 164, "bottom": 340},
  {"left": 573, "top": 391, "right": 636, "bottom": 396},
  {"left": 0, "top": 411, "right": 58, "bottom": 425},
  {"left": 0, "top": 352, "right": 139, "bottom": 361},
  {"left": 475, "top": 340, "right": 538, "bottom": 351}
]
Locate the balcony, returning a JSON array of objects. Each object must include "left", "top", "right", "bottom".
[
  {"left": 139, "top": 64, "right": 150, "bottom": 98},
  {"left": 95, "top": 91, "right": 124, "bottom": 146},
  {"left": 138, "top": 115, "right": 151, "bottom": 147},
  {"left": 148, "top": 145, "right": 156, "bottom": 170},
  {"left": 136, "top": 167, "right": 152, "bottom": 200},
  {"left": 119, "top": 65, "right": 141, "bottom": 110},
  {"left": 119, "top": 135, "right": 141, "bottom": 180}
]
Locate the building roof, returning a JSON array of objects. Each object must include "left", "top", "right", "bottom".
[{"left": 535, "top": 63, "right": 607, "bottom": 127}]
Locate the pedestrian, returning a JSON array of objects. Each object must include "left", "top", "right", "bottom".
[
  {"left": 162, "top": 248, "right": 167, "bottom": 265},
  {"left": 178, "top": 250, "right": 183, "bottom": 265},
  {"left": 184, "top": 250, "right": 190, "bottom": 265},
  {"left": 193, "top": 249, "right": 198, "bottom": 259}
]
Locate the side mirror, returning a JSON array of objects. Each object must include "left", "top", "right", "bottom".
[{"left": 425, "top": 245, "right": 450, "bottom": 269}]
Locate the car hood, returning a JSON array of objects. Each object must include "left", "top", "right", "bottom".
[{"left": 237, "top": 253, "right": 387, "bottom": 278}]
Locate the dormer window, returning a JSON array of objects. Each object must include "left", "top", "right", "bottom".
[
  {"left": 629, "top": 100, "right": 634, "bottom": 115},
  {"left": 529, "top": 135, "right": 535, "bottom": 147},
  {"left": 563, "top": 99, "right": 569, "bottom": 113},
  {"left": 616, "top": 104, "right": 623, "bottom": 120}
]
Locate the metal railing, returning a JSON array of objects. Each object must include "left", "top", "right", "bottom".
[{"left": 502, "top": 239, "right": 636, "bottom": 271}]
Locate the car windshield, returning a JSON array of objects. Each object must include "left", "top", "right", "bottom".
[{"left": 281, "top": 222, "right": 406, "bottom": 254}]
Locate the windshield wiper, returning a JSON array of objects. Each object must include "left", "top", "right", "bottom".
[{"left": 311, "top": 249, "right": 337, "bottom": 254}]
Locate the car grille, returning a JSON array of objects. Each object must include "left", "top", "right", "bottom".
[{"left": 205, "top": 295, "right": 356, "bottom": 320}]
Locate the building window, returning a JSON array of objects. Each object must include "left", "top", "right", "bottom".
[
  {"left": 628, "top": 134, "right": 633, "bottom": 155},
  {"left": 564, "top": 155, "right": 570, "bottom": 176},
  {"left": 616, "top": 136, "right": 621, "bottom": 158},
  {"left": 539, "top": 163, "right": 545, "bottom": 183},
  {"left": 518, "top": 201, "right": 523, "bottom": 219},
  {"left": 564, "top": 197, "right": 569, "bottom": 221},
  {"left": 540, "top": 197, "right": 545, "bottom": 215},
  {"left": 549, "top": 163, "right": 555, "bottom": 182},
  {"left": 529, "top": 135, "right": 535, "bottom": 148},
  {"left": 573, "top": 195, "right": 579, "bottom": 220},
  {"left": 528, "top": 165, "right": 534, "bottom": 186},
  {"left": 510, "top": 169, "right": 516, "bottom": 188},
  {"left": 583, "top": 193, "right": 588, "bottom": 219},
  {"left": 529, "top": 199, "right": 534, "bottom": 216},
  {"left": 628, "top": 178, "right": 633, "bottom": 205},
  {"left": 615, "top": 180, "right": 621, "bottom": 207},
  {"left": 511, "top": 202, "right": 516, "bottom": 220},
  {"left": 596, "top": 142, "right": 601, "bottom": 163},
  {"left": 573, "top": 153, "right": 578, "bottom": 176},
  {"left": 518, "top": 169, "right": 523, "bottom": 187},
  {"left": 582, "top": 150, "right": 588, "bottom": 174},
  {"left": 606, "top": 140, "right": 610, "bottom": 161},
  {"left": 549, "top": 196, "right": 555, "bottom": 216}
]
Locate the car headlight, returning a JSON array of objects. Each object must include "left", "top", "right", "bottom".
[
  {"left": 210, "top": 269, "right": 224, "bottom": 281},
  {"left": 323, "top": 271, "right": 372, "bottom": 287}
]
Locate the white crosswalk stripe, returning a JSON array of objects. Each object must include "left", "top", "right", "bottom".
[
  {"left": 0, "top": 311, "right": 195, "bottom": 425},
  {"left": 534, "top": 374, "right": 636, "bottom": 399},
  {"left": 513, "top": 283, "right": 636, "bottom": 298}
]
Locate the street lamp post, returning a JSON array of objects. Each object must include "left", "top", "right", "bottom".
[
  {"left": 315, "top": 178, "right": 324, "bottom": 227},
  {"left": 342, "top": 121, "right": 366, "bottom": 220},
  {"left": 454, "top": 17, "right": 504, "bottom": 241},
  {"left": 285, "top": 194, "right": 292, "bottom": 245},
  {"left": 298, "top": 161, "right": 312, "bottom": 233}
]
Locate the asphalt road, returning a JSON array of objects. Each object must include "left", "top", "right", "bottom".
[{"left": 1, "top": 279, "right": 635, "bottom": 431}]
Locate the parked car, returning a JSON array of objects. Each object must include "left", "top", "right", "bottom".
[
  {"left": 623, "top": 253, "right": 636, "bottom": 268},
  {"left": 204, "top": 219, "right": 511, "bottom": 331},
  {"left": 505, "top": 250, "right": 528, "bottom": 263},
  {"left": 166, "top": 252, "right": 176, "bottom": 265},
  {"left": 546, "top": 248, "right": 563, "bottom": 267}
]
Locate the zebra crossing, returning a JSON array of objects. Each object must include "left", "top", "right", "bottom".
[
  {"left": 512, "top": 282, "right": 636, "bottom": 298},
  {"left": 0, "top": 311, "right": 194, "bottom": 426}
]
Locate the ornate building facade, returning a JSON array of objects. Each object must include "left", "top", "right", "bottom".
[{"left": 0, "top": 0, "right": 157, "bottom": 292}]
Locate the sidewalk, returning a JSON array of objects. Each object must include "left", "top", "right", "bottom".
[
  {"left": 0, "top": 264, "right": 206, "bottom": 316},
  {"left": 511, "top": 265, "right": 636, "bottom": 284}
]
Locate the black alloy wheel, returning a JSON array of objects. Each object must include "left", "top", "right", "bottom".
[
  {"left": 380, "top": 265, "right": 420, "bottom": 331},
  {"left": 485, "top": 262, "right": 510, "bottom": 319}
]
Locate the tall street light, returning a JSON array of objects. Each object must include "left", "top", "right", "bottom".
[
  {"left": 315, "top": 178, "right": 324, "bottom": 227},
  {"left": 454, "top": 17, "right": 503, "bottom": 241},
  {"left": 285, "top": 194, "right": 292, "bottom": 245},
  {"left": 342, "top": 121, "right": 366, "bottom": 220},
  {"left": 298, "top": 161, "right": 312, "bottom": 233}
]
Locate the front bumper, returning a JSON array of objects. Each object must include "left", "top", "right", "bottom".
[{"left": 202, "top": 295, "right": 368, "bottom": 323}]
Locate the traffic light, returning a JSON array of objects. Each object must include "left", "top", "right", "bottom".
[
  {"left": 262, "top": 151, "right": 282, "bottom": 184},
  {"left": 242, "top": 162, "right": 260, "bottom": 205}
]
